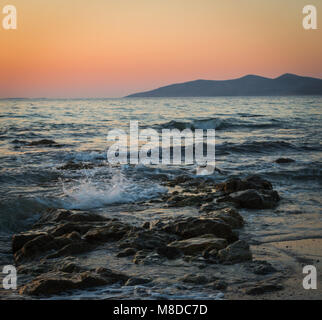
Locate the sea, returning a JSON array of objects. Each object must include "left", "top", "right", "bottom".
[{"left": 0, "top": 96, "right": 321, "bottom": 299}]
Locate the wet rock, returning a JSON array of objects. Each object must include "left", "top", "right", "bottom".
[
  {"left": 216, "top": 175, "right": 273, "bottom": 194},
  {"left": 116, "top": 247, "right": 137, "bottom": 258},
  {"left": 12, "top": 232, "right": 47, "bottom": 253},
  {"left": 118, "top": 230, "right": 177, "bottom": 251},
  {"left": 51, "top": 222, "right": 94, "bottom": 237},
  {"left": 244, "top": 282, "right": 283, "bottom": 295},
  {"left": 203, "top": 208, "right": 244, "bottom": 229},
  {"left": 167, "top": 175, "right": 192, "bottom": 187},
  {"left": 159, "top": 217, "right": 238, "bottom": 243},
  {"left": 132, "top": 250, "right": 164, "bottom": 265},
  {"left": 36, "top": 208, "right": 108, "bottom": 226},
  {"left": 124, "top": 277, "right": 152, "bottom": 286},
  {"left": 167, "top": 194, "right": 214, "bottom": 208},
  {"left": 208, "top": 280, "right": 228, "bottom": 290},
  {"left": 217, "top": 240, "right": 252, "bottom": 264},
  {"left": 19, "top": 268, "right": 128, "bottom": 296},
  {"left": 46, "top": 241, "right": 95, "bottom": 259},
  {"left": 84, "top": 221, "right": 133, "bottom": 242},
  {"left": 57, "top": 161, "right": 94, "bottom": 170},
  {"left": 180, "top": 274, "right": 209, "bottom": 284},
  {"left": 14, "top": 234, "right": 59, "bottom": 263},
  {"left": 156, "top": 246, "right": 182, "bottom": 259},
  {"left": 275, "top": 158, "right": 295, "bottom": 164},
  {"left": 57, "top": 261, "right": 84, "bottom": 273},
  {"left": 221, "top": 189, "right": 280, "bottom": 209},
  {"left": 168, "top": 235, "right": 228, "bottom": 255},
  {"left": 27, "top": 139, "right": 60, "bottom": 147},
  {"left": 246, "top": 261, "right": 277, "bottom": 275}
]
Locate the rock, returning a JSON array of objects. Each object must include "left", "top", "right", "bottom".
[
  {"left": 27, "top": 139, "right": 59, "bottom": 147},
  {"left": 203, "top": 248, "right": 219, "bottom": 259},
  {"left": 168, "top": 235, "right": 228, "bottom": 255},
  {"left": 84, "top": 221, "right": 133, "bottom": 242},
  {"left": 116, "top": 247, "right": 137, "bottom": 258},
  {"left": 159, "top": 217, "right": 238, "bottom": 243},
  {"left": 275, "top": 158, "right": 295, "bottom": 164},
  {"left": 209, "top": 280, "right": 228, "bottom": 290},
  {"left": 216, "top": 175, "right": 273, "bottom": 194},
  {"left": 132, "top": 250, "right": 163, "bottom": 265},
  {"left": 95, "top": 267, "right": 129, "bottom": 283},
  {"left": 156, "top": 246, "right": 182, "bottom": 259},
  {"left": 19, "top": 268, "right": 128, "bottom": 296},
  {"left": 124, "top": 277, "right": 151, "bottom": 286},
  {"left": 118, "top": 230, "right": 177, "bottom": 251},
  {"left": 57, "top": 161, "right": 94, "bottom": 170},
  {"left": 222, "top": 189, "right": 280, "bottom": 209},
  {"left": 203, "top": 208, "right": 244, "bottom": 229},
  {"left": 180, "top": 274, "right": 209, "bottom": 284},
  {"left": 46, "top": 241, "right": 95, "bottom": 259},
  {"left": 246, "top": 261, "right": 277, "bottom": 275},
  {"left": 12, "top": 232, "right": 47, "bottom": 253},
  {"left": 37, "top": 209, "right": 108, "bottom": 225},
  {"left": 57, "top": 262, "right": 84, "bottom": 273},
  {"left": 14, "top": 234, "right": 59, "bottom": 263},
  {"left": 245, "top": 282, "right": 283, "bottom": 295},
  {"left": 217, "top": 240, "right": 252, "bottom": 264},
  {"left": 51, "top": 222, "right": 94, "bottom": 237},
  {"left": 167, "top": 194, "right": 213, "bottom": 207}
]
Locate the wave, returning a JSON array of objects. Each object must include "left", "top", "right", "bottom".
[
  {"left": 154, "top": 117, "right": 283, "bottom": 131},
  {"left": 0, "top": 197, "right": 49, "bottom": 233},
  {"left": 216, "top": 140, "right": 296, "bottom": 154},
  {"left": 60, "top": 169, "right": 167, "bottom": 210}
]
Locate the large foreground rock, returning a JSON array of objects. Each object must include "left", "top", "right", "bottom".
[{"left": 19, "top": 267, "right": 128, "bottom": 296}]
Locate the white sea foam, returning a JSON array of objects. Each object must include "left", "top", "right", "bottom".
[{"left": 61, "top": 169, "right": 166, "bottom": 210}]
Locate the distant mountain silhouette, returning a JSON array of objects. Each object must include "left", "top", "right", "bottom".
[{"left": 126, "top": 74, "right": 322, "bottom": 97}]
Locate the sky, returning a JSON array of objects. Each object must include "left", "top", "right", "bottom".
[{"left": 0, "top": 0, "right": 322, "bottom": 98}]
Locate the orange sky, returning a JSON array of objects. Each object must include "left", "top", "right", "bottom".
[{"left": 0, "top": 0, "right": 322, "bottom": 97}]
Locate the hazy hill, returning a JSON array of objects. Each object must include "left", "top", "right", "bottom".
[{"left": 126, "top": 74, "right": 322, "bottom": 97}]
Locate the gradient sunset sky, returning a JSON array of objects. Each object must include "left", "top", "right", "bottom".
[{"left": 1, "top": 0, "right": 321, "bottom": 98}]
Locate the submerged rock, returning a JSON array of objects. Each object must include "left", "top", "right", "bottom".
[
  {"left": 27, "top": 139, "right": 60, "bottom": 147},
  {"left": 57, "top": 161, "right": 94, "bottom": 170},
  {"left": 275, "top": 158, "right": 295, "bottom": 164},
  {"left": 217, "top": 240, "right": 252, "bottom": 264},
  {"left": 244, "top": 282, "right": 283, "bottom": 295}
]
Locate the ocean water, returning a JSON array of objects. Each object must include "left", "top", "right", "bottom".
[{"left": 0, "top": 96, "right": 321, "bottom": 298}]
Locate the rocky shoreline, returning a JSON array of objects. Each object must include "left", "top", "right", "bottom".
[{"left": 2, "top": 173, "right": 320, "bottom": 299}]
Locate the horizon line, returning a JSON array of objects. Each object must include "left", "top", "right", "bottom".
[{"left": 1, "top": 73, "right": 322, "bottom": 100}]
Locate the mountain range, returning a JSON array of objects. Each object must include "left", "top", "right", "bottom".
[{"left": 126, "top": 74, "right": 322, "bottom": 97}]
